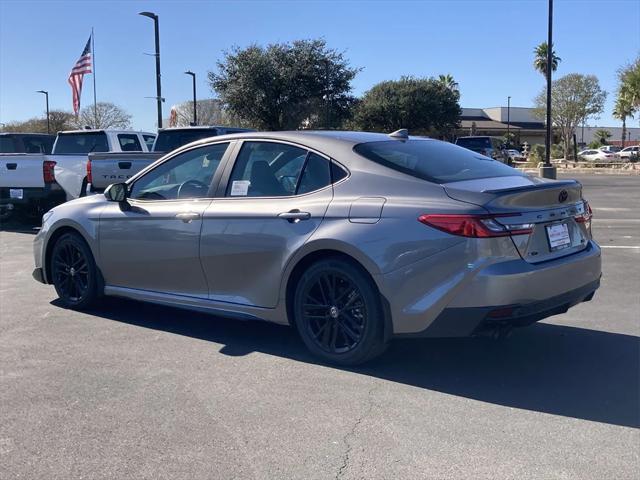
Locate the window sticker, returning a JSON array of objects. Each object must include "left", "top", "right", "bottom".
[{"left": 230, "top": 180, "right": 251, "bottom": 196}]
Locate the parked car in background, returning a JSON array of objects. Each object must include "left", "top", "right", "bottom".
[
  {"left": 0, "top": 133, "right": 63, "bottom": 221},
  {"left": 598, "top": 145, "right": 621, "bottom": 154},
  {"left": 506, "top": 149, "right": 525, "bottom": 162},
  {"left": 0, "top": 133, "right": 65, "bottom": 221},
  {"left": 577, "top": 149, "right": 618, "bottom": 163},
  {"left": 88, "top": 126, "right": 255, "bottom": 192},
  {"left": 455, "top": 136, "right": 510, "bottom": 164},
  {"left": 618, "top": 145, "right": 639, "bottom": 161},
  {"left": 34, "top": 130, "right": 601, "bottom": 365},
  {"left": 52, "top": 129, "right": 155, "bottom": 200}
]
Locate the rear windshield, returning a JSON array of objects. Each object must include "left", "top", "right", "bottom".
[
  {"left": 456, "top": 137, "right": 492, "bottom": 150},
  {"left": 54, "top": 132, "right": 109, "bottom": 154},
  {"left": 153, "top": 129, "right": 218, "bottom": 152},
  {"left": 0, "top": 136, "right": 17, "bottom": 153},
  {"left": 354, "top": 140, "right": 522, "bottom": 184}
]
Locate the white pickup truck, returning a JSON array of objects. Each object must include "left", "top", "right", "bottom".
[
  {"left": 53, "top": 129, "right": 155, "bottom": 199},
  {"left": 87, "top": 126, "right": 254, "bottom": 192},
  {"left": 0, "top": 133, "right": 61, "bottom": 221}
]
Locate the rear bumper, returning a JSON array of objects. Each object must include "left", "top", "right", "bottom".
[
  {"left": 0, "top": 186, "right": 65, "bottom": 207},
  {"left": 382, "top": 239, "right": 602, "bottom": 335},
  {"left": 403, "top": 278, "right": 600, "bottom": 338}
]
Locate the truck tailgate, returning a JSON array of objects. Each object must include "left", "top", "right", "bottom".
[
  {"left": 89, "top": 152, "right": 163, "bottom": 190},
  {"left": 0, "top": 154, "right": 45, "bottom": 188}
]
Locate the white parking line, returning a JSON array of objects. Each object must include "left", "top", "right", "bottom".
[{"left": 600, "top": 245, "right": 640, "bottom": 249}]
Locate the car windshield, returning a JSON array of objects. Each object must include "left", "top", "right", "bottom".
[
  {"left": 54, "top": 132, "right": 109, "bottom": 154},
  {"left": 153, "top": 129, "right": 219, "bottom": 153},
  {"left": 354, "top": 140, "right": 522, "bottom": 184}
]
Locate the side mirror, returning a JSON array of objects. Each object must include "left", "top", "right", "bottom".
[{"left": 105, "top": 182, "right": 128, "bottom": 202}]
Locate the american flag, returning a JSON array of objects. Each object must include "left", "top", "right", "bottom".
[{"left": 68, "top": 35, "right": 92, "bottom": 115}]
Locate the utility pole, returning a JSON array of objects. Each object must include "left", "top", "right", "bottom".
[
  {"left": 140, "top": 12, "right": 163, "bottom": 128},
  {"left": 36, "top": 90, "right": 50, "bottom": 134},
  {"left": 184, "top": 71, "right": 197, "bottom": 126},
  {"left": 541, "top": 0, "right": 557, "bottom": 178},
  {"left": 507, "top": 96, "right": 511, "bottom": 146}
]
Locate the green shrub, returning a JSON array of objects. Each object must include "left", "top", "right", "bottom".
[{"left": 530, "top": 144, "right": 546, "bottom": 163}]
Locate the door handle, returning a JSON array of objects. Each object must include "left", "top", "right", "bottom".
[
  {"left": 278, "top": 210, "right": 311, "bottom": 223},
  {"left": 175, "top": 212, "right": 201, "bottom": 223}
]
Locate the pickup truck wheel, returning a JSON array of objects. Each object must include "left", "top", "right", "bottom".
[{"left": 51, "top": 232, "right": 98, "bottom": 310}]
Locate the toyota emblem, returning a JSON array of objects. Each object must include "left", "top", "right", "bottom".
[{"left": 558, "top": 190, "right": 568, "bottom": 202}]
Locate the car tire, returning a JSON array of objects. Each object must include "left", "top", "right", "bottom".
[
  {"left": 293, "top": 258, "right": 387, "bottom": 366},
  {"left": 51, "top": 232, "right": 99, "bottom": 310}
]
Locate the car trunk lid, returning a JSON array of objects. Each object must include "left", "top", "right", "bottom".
[{"left": 442, "top": 175, "right": 591, "bottom": 263}]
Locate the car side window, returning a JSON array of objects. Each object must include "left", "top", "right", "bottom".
[
  {"left": 130, "top": 143, "right": 229, "bottom": 201},
  {"left": 227, "top": 142, "right": 308, "bottom": 197},
  {"left": 118, "top": 134, "right": 143, "bottom": 152},
  {"left": 297, "top": 153, "right": 331, "bottom": 194}
]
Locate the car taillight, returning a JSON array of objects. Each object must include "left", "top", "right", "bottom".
[
  {"left": 575, "top": 201, "right": 592, "bottom": 226},
  {"left": 43, "top": 160, "right": 56, "bottom": 184},
  {"left": 86, "top": 159, "right": 92, "bottom": 184},
  {"left": 418, "top": 214, "right": 533, "bottom": 238}
]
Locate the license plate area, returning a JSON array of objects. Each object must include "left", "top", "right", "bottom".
[
  {"left": 9, "top": 188, "right": 23, "bottom": 200},
  {"left": 545, "top": 222, "right": 571, "bottom": 251}
]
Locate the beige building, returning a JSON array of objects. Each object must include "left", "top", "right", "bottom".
[
  {"left": 457, "top": 107, "right": 546, "bottom": 145},
  {"left": 457, "top": 106, "right": 640, "bottom": 148}
]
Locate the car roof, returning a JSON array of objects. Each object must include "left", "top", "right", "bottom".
[
  {"left": 58, "top": 129, "right": 155, "bottom": 135},
  {"left": 166, "top": 130, "right": 438, "bottom": 163}
]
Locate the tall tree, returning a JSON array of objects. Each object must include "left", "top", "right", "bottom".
[
  {"left": 353, "top": 76, "right": 461, "bottom": 137},
  {"left": 614, "top": 56, "right": 639, "bottom": 147},
  {"left": 209, "top": 39, "right": 359, "bottom": 130},
  {"left": 437, "top": 74, "right": 459, "bottom": 92},
  {"left": 534, "top": 73, "right": 606, "bottom": 159},
  {"left": 613, "top": 95, "right": 633, "bottom": 148},
  {"left": 618, "top": 56, "right": 640, "bottom": 110},
  {"left": 73, "top": 102, "right": 131, "bottom": 129},
  {"left": 1, "top": 110, "right": 75, "bottom": 133},
  {"left": 533, "top": 42, "right": 561, "bottom": 77}
]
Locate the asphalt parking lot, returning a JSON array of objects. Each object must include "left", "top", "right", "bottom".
[{"left": 1, "top": 173, "right": 638, "bottom": 480}]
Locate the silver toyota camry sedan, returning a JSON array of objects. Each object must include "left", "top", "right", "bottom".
[{"left": 33, "top": 130, "right": 601, "bottom": 365}]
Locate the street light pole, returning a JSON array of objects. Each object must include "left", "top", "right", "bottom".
[
  {"left": 507, "top": 96, "right": 511, "bottom": 146},
  {"left": 139, "top": 11, "right": 162, "bottom": 128},
  {"left": 184, "top": 71, "right": 197, "bottom": 126},
  {"left": 36, "top": 90, "right": 50, "bottom": 134},
  {"left": 541, "top": 0, "right": 557, "bottom": 179}
]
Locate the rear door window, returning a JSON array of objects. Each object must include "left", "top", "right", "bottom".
[
  {"left": 354, "top": 139, "right": 522, "bottom": 184},
  {"left": 118, "top": 134, "right": 143, "bottom": 152},
  {"left": 227, "top": 142, "right": 307, "bottom": 197}
]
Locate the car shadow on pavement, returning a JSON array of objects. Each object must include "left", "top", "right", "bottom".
[{"left": 66, "top": 297, "right": 639, "bottom": 429}]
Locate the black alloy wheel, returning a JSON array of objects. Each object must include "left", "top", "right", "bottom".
[
  {"left": 51, "top": 232, "right": 98, "bottom": 309},
  {"left": 294, "top": 259, "right": 386, "bottom": 365}
]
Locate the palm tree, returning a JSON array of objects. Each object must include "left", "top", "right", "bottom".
[
  {"left": 438, "top": 74, "right": 459, "bottom": 92},
  {"left": 533, "top": 42, "right": 561, "bottom": 77},
  {"left": 613, "top": 94, "right": 633, "bottom": 148},
  {"left": 594, "top": 129, "right": 612, "bottom": 145}
]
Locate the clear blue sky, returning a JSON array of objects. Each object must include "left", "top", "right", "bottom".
[{"left": 1, "top": 0, "right": 638, "bottom": 131}]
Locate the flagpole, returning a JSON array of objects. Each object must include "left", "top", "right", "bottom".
[{"left": 92, "top": 27, "right": 98, "bottom": 128}]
